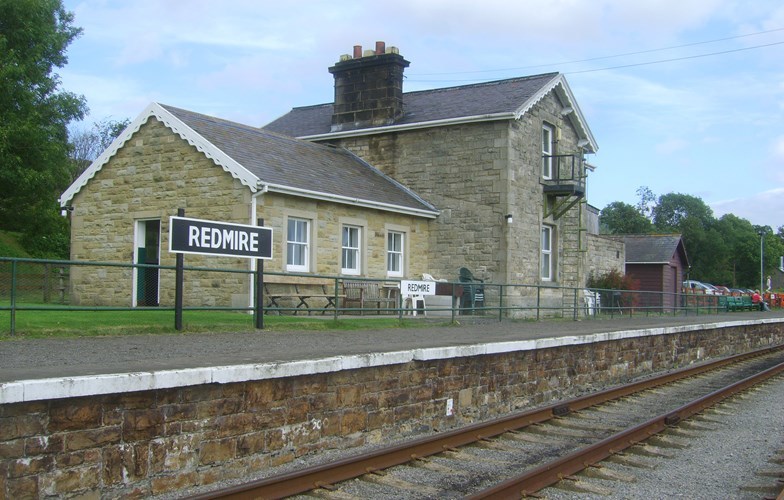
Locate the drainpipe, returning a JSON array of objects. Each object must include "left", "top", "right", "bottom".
[{"left": 248, "top": 183, "right": 269, "bottom": 308}]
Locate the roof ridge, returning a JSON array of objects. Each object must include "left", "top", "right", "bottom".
[
  {"left": 281, "top": 72, "right": 561, "bottom": 111},
  {"left": 402, "top": 72, "right": 560, "bottom": 96}
]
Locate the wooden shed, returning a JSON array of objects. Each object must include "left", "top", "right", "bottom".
[{"left": 623, "top": 234, "right": 689, "bottom": 312}]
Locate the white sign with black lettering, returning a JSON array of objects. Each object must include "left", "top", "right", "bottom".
[
  {"left": 168, "top": 216, "right": 272, "bottom": 259},
  {"left": 401, "top": 280, "right": 436, "bottom": 296}
]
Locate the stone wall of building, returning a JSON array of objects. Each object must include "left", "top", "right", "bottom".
[
  {"left": 257, "top": 194, "right": 430, "bottom": 280},
  {"left": 584, "top": 233, "right": 626, "bottom": 282},
  {"left": 333, "top": 121, "right": 509, "bottom": 283},
  {"left": 328, "top": 92, "right": 587, "bottom": 297},
  {"left": 69, "top": 118, "right": 252, "bottom": 307},
  {"left": 68, "top": 118, "right": 431, "bottom": 308},
  {"left": 1, "top": 323, "right": 780, "bottom": 498}
]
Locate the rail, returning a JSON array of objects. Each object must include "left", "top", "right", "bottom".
[{"left": 0, "top": 256, "right": 778, "bottom": 335}]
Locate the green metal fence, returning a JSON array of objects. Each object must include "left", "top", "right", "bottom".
[{"left": 0, "top": 257, "right": 749, "bottom": 335}]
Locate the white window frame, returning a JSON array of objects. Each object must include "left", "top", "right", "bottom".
[
  {"left": 341, "top": 225, "right": 361, "bottom": 275},
  {"left": 541, "top": 225, "right": 553, "bottom": 281},
  {"left": 542, "top": 123, "right": 554, "bottom": 180},
  {"left": 386, "top": 231, "right": 404, "bottom": 277},
  {"left": 286, "top": 218, "right": 310, "bottom": 272}
]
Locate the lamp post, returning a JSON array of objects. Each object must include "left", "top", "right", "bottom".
[{"left": 757, "top": 229, "right": 765, "bottom": 293}]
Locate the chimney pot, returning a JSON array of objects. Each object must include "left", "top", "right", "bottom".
[
  {"left": 375, "top": 41, "right": 385, "bottom": 54},
  {"left": 353, "top": 45, "right": 362, "bottom": 59}
]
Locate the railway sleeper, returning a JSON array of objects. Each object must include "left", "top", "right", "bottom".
[
  {"left": 647, "top": 435, "right": 691, "bottom": 449},
  {"left": 547, "top": 417, "right": 620, "bottom": 433},
  {"left": 606, "top": 453, "right": 659, "bottom": 470},
  {"left": 553, "top": 477, "right": 615, "bottom": 496},
  {"left": 581, "top": 464, "right": 637, "bottom": 483},
  {"left": 626, "top": 443, "right": 676, "bottom": 458},
  {"left": 677, "top": 420, "right": 717, "bottom": 431},
  {"left": 361, "top": 472, "right": 440, "bottom": 495}
]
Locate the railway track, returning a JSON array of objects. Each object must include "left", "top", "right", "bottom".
[{"left": 195, "top": 345, "right": 784, "bottom": 499}]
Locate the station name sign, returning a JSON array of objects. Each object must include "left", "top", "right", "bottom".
[
  {"left": 400, "top": 280, "right": 436, "bottom": 296},
  {"left": 169, "top": 216, "right": 272, "bottom": 259}
]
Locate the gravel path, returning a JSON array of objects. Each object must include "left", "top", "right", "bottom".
[{"left": 545, "top": 374, "right": 784, "bottom": 499}]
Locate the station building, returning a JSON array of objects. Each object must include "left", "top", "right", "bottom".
[{"left": 59, "top": 42, "right": 624, "bottom": 314}]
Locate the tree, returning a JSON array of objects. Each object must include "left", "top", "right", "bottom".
[
  {"left": 0, "top": 0, "right": 86, "bottom": 256},
  {"left": 714, "top": 214, "right": 760, "bottom": 287},
  {"left": 599, "top": 201, "right": 653, "bottom": 234},
  {"left": 635, "top": 185, "right": 656, "bottom": 221},
  {"left": 652, "top": 193, "right": 714, "bottom": 231},
  {"left": 68, "top": 118, "right": 130, "bottom": 182}
]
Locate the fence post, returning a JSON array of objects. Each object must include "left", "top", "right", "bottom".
[
  {"left": 573, "top": 288, "right": 578, "bottom": 321},
  {"left": 498, "top": 284, "right": 503, "bottom": 322},
  {"left": 536, "top": 285, "right": 541, "bottom": 321},
  {"left": 59, "top": 267, "right": 66, "bottom": 304},
  {"left": 254, "top": 218, "right": 265, "bottom": 329},
  {"left": 334, "top": 277, "right": 339, "bottom": 320},
  {"left": 451, "top": 282, "right": 456, "bottom": 323},
  {"left": 43, "top": 263, "right": 51, "bottom": 303},
  {"left": 174, "top": 208, "right": 184, "bottom": 331},
  {"left": 397, "top": 279, "right": 403, "bottom": 321},
  {"left": 10, "top": 259, "right": 17, "bottom": 336}
]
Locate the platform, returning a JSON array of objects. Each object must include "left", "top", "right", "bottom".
[{"left": 2, "top": 311, "right": 783, "bottom": 404}]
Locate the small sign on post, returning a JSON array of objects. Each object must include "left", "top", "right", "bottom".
[{"left": 400, "top": 280, "right": 437, "bottom": 296}]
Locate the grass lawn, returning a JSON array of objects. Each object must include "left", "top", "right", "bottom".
[{"left": 0, "top": 308, "right": 448, "bottom": 339}]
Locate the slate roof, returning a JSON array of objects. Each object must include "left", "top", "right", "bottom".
[
  {"left": 61, "top": 103, "right": 438, "bottom": 218},
  {"left": 623, "top": 234, "right": 689, "bottom": 266},
  {"left": 263, "top": 72, "right": 597, "bottom": 152}
]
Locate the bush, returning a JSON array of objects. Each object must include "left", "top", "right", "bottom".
[
  {"left": 587, "top": 269, "right": 638, "bottom": 291},
  {"left": 587, "top": 269, "right": 640, "bottom": 310}
]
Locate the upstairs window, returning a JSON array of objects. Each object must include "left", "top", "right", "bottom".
[
  {"left": 341, "top": 225, "right": 361, "bottom": 275},
  {"left": 287, "top": 218, "right": 310, "bottom": 272},
  {"left": 542, "top": 123, "right": 554, "bottom": 180}
]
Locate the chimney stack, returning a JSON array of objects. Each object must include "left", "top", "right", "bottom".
[{"left": 329, "top": 41, "right": 410, "bottom": 132}]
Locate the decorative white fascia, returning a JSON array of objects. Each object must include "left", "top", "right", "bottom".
[
  {"left": 514, "top": 74, "right": 598, "bottom": 154},
  {"left": 59, "top": 102, "right": 259, "bottom": 206},
  {"left": 263, "top": 182, "right": 440, "bottom": 219}
]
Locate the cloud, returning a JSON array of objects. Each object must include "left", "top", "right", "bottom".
[
  {"left": 712, "top": 188, "right": 784, "bottom": 229},
  {"left": 59, "top": 70, "right": 152, "bottom": 119}
]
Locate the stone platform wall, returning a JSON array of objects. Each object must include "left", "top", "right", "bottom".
[{"left": 1, "top": 322, "right": 782, "bottom": 498}]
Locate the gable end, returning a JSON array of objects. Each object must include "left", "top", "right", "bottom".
[{"left": 60, "top": 103, "right": 259, "bottom": 206}]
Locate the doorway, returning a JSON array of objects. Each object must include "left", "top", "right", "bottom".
[{"left": 135, "top": 219, "right": 160, "bottom": 307}]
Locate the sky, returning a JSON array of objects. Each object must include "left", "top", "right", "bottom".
[{"left": 59, "top": 0, "right": 784, "bottom": 230}]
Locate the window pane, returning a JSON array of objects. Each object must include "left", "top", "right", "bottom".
[{"left": 541, "top": 254, "right": 551, "bottom": 279}]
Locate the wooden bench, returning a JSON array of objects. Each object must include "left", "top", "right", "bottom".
[
  {"left": 263, "top": 277, "right": 344, "bottom": 315},
  {"left": 342, "top": 281, "right": 398, "bottom": 315}
]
